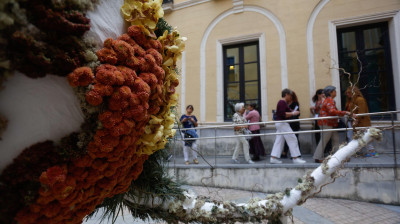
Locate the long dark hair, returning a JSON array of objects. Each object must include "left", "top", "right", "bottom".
[
  {"left": 312, "top": 89, "right": 324, "bottom": 103},
  {"left": 249, "top": 103, "right": 258, "bottom": 110},
  {"left": 291, "top": 91, "right": 298, "bottom": 103}
]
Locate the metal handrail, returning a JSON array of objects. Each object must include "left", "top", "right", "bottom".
[
  {"left": 176, "top": 125, "right": 396, "bottom": 141},
  {"left": 175, "top": 110, "right": 400, "bottom": 132}
]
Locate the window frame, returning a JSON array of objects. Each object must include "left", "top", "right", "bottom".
[
  {"left": 336, "top": 21, "right": 395, "bottom": 119},
  {"left": 223, "top": 41, "right": 261, "bottom": 121}
]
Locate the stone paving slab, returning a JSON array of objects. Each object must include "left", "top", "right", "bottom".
[{"left": 84, "top": 186, "right": 400, "bottom": 224}]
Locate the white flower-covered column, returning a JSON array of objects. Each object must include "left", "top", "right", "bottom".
[{"left": 132, "top": 128, "right": 382, "bottom": 223}]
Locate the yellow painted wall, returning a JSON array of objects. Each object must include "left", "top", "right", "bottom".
[
  {"left": 164, "top": 0, "right": 400, "bottom": 122},
  {"left": 313, "top": 0, "right": 400, "bottom": 91}
]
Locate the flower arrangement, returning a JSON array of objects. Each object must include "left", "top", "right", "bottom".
[{"left": 1, "top": 0, "right": 185, "bottom": 223}]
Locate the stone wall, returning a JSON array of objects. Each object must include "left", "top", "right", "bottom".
[{"left": 168, "top": 166, "right": 400, "bottom": 205}]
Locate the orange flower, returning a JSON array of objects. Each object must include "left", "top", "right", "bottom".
[
  {"left": 93, "top": 83, "right": 113, "bottom": 96},
  {"left": 58, "top": 189, "right": 78, "bottom": 206},
  {"left": 96, "top": 64, "right": 118, "bottom": 85},
  {"left": 118, "top": 86, "right": 132, "bottom": 98},
  {"left": 52, "top": 177, "right": 76, "bottom": 200},
  {"left": 111, "top": 40, "right": 135, "bottom": 64},
  {"left": 128, "top": 93, "right": 141, "bottom": 107},
  {"left": 125, "top": 55, "right": 140, "bottom": 69},
  {"left": 67, "top": 67, "right": 94, "bottom": 87},
  {"left": 117, "top": 66, "right": 137, "bottom": 86},
  {"left": 150, "top": 39, "right": 162, "bottom": 51},
  {"left": 117, "top": 33, "right": 137, "bottom": 47},
  {"left": 144, "top": 54, "right": 156, "bottom": 67},
  {"left": 103, "top": 38, "right": 114, "bottom": 48},
  {"left": 42, "top": 201, "right": 61, "bottom": 218},
  {"left": 96, "top": 47, "right": 118, "bottom": 65},
  {"left": 39, "top": 166, "right": 66, "bottom": 187},
  {"left": 134, "top": 78, "right": 151, "bottom": 101},
  {"left": 85, "top": 90, "right": 103, "bottom": 106},
  {"left": 139, "top": 72, "right": 157, "bottom": 90},
  {"left": 72, "top": 154, "right": 93, "bottom": 168},
  {"left": 137, "top": 56, "right": 150, "bottom": 72},
  {"left": 99, "top": 111, "right": 123, "bottom": 129},
  {"left": 133, "top": 44, "right": 146, "bottom": 57},
  {"left": 146, "top": 48, "right": 162, "bottom": 66},
  {"left": 127, "top": 25, "right": 148, "bottom": 47},
  {"left": 152, "top": 65, "right": 165, "bottom": 80},
  {"left": 108, "top": 98, "right": 129, "bottom": 111},
  {"left": 91, "top": 158, "right": 108, "bottom": 171},
  {"left": 36, "top": 194, "right": 55, "bottom": 205}
]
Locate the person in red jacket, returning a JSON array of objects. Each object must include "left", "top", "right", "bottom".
[{"left": 313, "top": 86, "right": 355, "bottom": 163}]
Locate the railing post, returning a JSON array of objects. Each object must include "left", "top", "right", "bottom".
[
  {"left": 214, "top": 127, "right": 217, "bottom": 166},
  {"left": 321, "top": 122, "right": 324, "bottom": 155},
  {"left": 391, "top": 113, "right": 398, "bottom": 173}
]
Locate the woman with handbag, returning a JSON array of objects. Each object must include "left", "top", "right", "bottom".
[
  {"left": 270, "top": 89, "right": 306, "bottom": 164},
  {"left": 245, "top": 103, "right": 265, "bottom": 161},
  {"left": 232, "top": 103, "right": 255, "bottom": 164},
  {"left": 180, "top": 105, "right": 199, "bottom": 165},
  {"left": 282, "top": 91, "right": 300, "bottom": 158}
]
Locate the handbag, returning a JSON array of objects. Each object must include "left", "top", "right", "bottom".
[
  {"left": 183, "top": 129, "right": 198, "bottom": 146},
  {"left": 243, "top": 128, "right": 252, "bottom": 140}
]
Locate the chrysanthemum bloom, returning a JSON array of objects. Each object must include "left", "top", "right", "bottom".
[{"left": 67, "top": 67, "right": 94, "bottom": 87}]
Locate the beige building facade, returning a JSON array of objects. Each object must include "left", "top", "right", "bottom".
[{"left": 163, "top": 0, "right": 400, "bottom": 124}]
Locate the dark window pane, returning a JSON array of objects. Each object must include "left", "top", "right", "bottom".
[
  {"left": 244, "top": 45, "right": 257, "bottom": 63},
  {"left": 337, "top": 22, "right": 395, "bottom": 119},
  {"left": 364, "top": 49, "right": 386, "bottom": 72},
  {"left": 339, "top": 52, "right": 359, "bottom": 74},
  {"left": 244, "top": 63, "right": 258, "bottom": 81},
  {"left": 223, "top": 42, "right": 260, "bottom": 121},
  {"left": 225, "top": 100, "right": 238, "bottom": 120},
  {"left": 363, "top": 27, "right": 383, "bottom": 49},
  {"left": 227, "top": 65, "right": 240, "bottom": 82},
  {"left": 245, "top": 81, "right": 258, "bottom": 100},
  {"left": 226, "top": 48, "right": 239, "bottom": 64},
  {"left": 227, "top": 83, "right": 240, "bottom": 100},
  {"left": 339, "top": 31, "right": 356, "bottom": 51}
]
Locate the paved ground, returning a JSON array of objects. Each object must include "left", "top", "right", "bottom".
[{"left": 84, "top": 185, "right": 400, "bottom": 224}]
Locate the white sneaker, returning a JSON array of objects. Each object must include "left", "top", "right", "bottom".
[
  {"left": 270, "top": 157, "right": 282, "bottom": 164},
  {"left": 232, "top": 159, "right": 240, "bottom": 164},
  {"left": 248, "top": 160, "right": 255, "bottom": 164},
  {"left": 292, "top": 158, "right": 306, "bottom": 164}
]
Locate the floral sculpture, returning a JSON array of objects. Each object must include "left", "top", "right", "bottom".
[{"left": 1, "top": 0, "right": 185, "bottom": 223}]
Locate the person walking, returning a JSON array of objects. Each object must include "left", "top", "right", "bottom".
[
  {"left": 245, "top": 103, "right": 266, "bottom": 161},
  {"left": 282, "top": 91, "right": 300, "bottom": 158},
  {"left": 345, "top": 86, "right": 378, "bottom": 157},
  {"left": 310, "top": 89, "right": 332, "bottom": 153},
  {"left": 313, "top": 86, "right": 355, "bottom": 163},
  {"left": 270, "top": 89, "right": 306, "bottom": 164},
  {"left": 180, "top": 105, "right": 199, "bottom": 165},
  {"left": 232, "top": 103, "right": 255, "bottom": 164}
]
